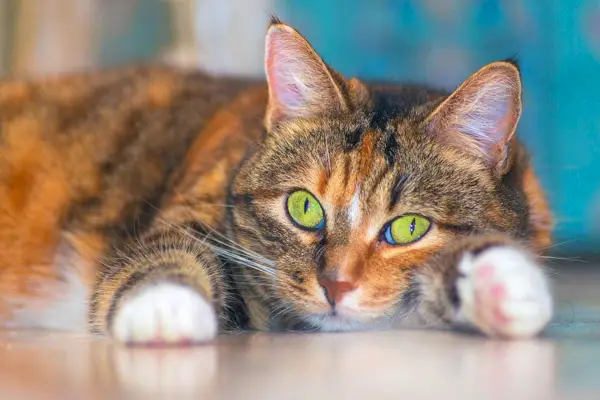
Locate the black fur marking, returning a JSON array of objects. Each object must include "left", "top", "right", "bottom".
[
  {"left": 291, "top": 270, "right": 304, "bottom": 283},
  {"left": 341, "top": 157, "right": 352, "bottom": 189},
  {"left": 369, "top": 92, "right": 398, "bottom": 130},
  {"left": 185, "top": 221, "right": 212, "bottom": 239},
  {"left": 440, "top": 223, "right": 479, "bottom": 235},
  {"left": 269, "top": 14, "right": 283, "bottom": 26},
  {"left": 345, "top": 127, "right": 364, "bottom": 150},
  {"left": 262, "top": 234, "right": 281, "bottom": 243},
  {"left": 502, "top": 55, "right": 521, "bottom": 71},
  {"left": 383, "top": 131, "right": 399, "bottom": 166},
  {"left": 120, "top": 193, "right": 166, "bottom": 238},
  {"left": 449, "top": 284, "right": 460, "bottom": 308},
  {"left": 232, "top": 193, "right": 254, "bottom": 205},
  {"left": 368, "top": 84, "right": 447, "bottom": 130},
  {"left": 314, "top": 235, "right": 328, "bottom": 274},
  {"left": 390, "top": 173, "right": 408, "bottom": 210}
]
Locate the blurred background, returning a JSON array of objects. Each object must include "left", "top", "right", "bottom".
[{"left": 0, "top": 0, "right": 597, "bottom": 256}]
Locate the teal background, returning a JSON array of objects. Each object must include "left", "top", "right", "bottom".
[
  {"left": 97, "top": 0, "right": 172, "bottom": 68},
  {"left": 277, "top": 0, "right": 600, "bottom": 253},
  {"left": 93, "top": 0, "right": 600, "bottom": 254}
]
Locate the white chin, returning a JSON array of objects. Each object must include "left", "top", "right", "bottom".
[{"left": 308, "top": 313, "right": 376, "bottom": 332}]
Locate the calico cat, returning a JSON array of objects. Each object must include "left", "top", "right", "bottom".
[{"left": 0, "top": 19, "right": 552, "bottom": 344}]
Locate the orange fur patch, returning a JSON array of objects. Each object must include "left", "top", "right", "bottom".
[
  {"left": 0, "top": 119, "right": 75, "bottom": 322},
  {"left": 146, "top": 74, "right": 177, "bottom": 108}
]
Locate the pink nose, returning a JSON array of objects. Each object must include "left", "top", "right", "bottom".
[{"left": 318, "top": 275, "right": 356, "bottom": 306}]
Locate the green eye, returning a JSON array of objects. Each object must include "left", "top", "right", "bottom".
[
  {"left": 286, "top": 190, "right": 325, "bottom": 230},
  {"left": 384, "top": 214, "right": 431, "bottom": 245}
]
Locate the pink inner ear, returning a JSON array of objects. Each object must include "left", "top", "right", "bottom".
[
  {"left": 428, "top": 65, "right": 521, "bottom": 167},
  {"left": 265, "top": 25, "right": 346, "bottom": 123},
  {"left": 265, "top": 32, "right": 308, "bottom": 114},
  {"left": 451, "top": 74, "right": 519, "bottom": 149},
  {"left": 494, "top": 112, "right": 517, "bottom": 142},
  {"left": 269, "top": 69, "right": 304, "bottom": 110}
]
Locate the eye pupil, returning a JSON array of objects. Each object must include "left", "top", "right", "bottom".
[
  {"left": 304, "top": 198, "right": 310, "bottom": 213},
  {"left": 410, "top": 218, "right": 416, "bottom": 235}
]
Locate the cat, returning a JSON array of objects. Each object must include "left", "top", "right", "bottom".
[{"left": 0, "top": 18, "right": 553, "bottom": 344}]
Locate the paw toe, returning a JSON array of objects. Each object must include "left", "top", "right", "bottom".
[
  {"left": 112, "top": 283, "right": 217, "bottom": 345},
  {"left": 458, "top": 246, "right": 552, "bottom": 339}
]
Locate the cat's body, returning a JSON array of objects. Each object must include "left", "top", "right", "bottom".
[
  {"left": 0, "top": 21, "right": 552, "bottom": 343},
  {"left": 0, "top": 66, "right": 261, "bottom": 330}
]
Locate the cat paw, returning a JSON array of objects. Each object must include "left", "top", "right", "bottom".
[
  {"left": 112, "top": 283, "right": 217, "bottom": 345},
  {"left": 456, "top": 246, "right": 552, "bottom": 339}
]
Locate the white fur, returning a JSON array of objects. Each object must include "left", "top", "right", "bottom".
[
  {"left": 112, "top": 283, "right": 217, "bottom": 344},
  {"left": 5, "top": 269, "right": 88, "bottom": 332},
  {"left": 456, "top": 247, "right": 552, "bottom": 338},
  {"left": 308, "top": 312, "right": 367, "bottom": 332},
  {"left": 366, "top": 226, "right": 379, "bottom": 241},
  {"left": 348, "top": 190, "right": 361, "bottom": 227},
  {"left": 4, "top": 242, "right": 89, "bottom": 332},
  {"left": 338, "top": 287, "right": 361, "bottom": 310},
  {"left": 316, "top": 317, "right": 364, "bottom": 332}
]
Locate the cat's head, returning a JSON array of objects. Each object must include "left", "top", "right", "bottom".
[{"left": 230, "top": 20, "right": 550, "bottom": 331}]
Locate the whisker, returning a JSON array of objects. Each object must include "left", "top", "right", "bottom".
[
  {"left": 155, "top": 216, "right": 273, "bottom": 266},
  {"left": 138, "top": 200, "right": 247, "bottom": 254},
  {"left": 541, "top": 239, "right": 579, "bottom": 251},
  {"left": 540, "top": 255, "right": 587, "bottom": 263},
  {"left": 205, "top": 233, "right": 274, "bottom": 265},
  {"left": 214, "top": 249, "right": 279, "bottom": 279},
  {"left": 185, "top": 219, "right": 273, "bottom": 264},
  {"left": 150, "top": 217, "right": 279, "bottom": 281},
  {"left": 270, "top": 302, "right": 294, "bottom": 321}
]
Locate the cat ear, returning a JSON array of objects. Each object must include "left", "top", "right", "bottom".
[
  {"left": 425, "top": 61, "right": 522, "bottom": 173},
  {"left": 264, "top": 20, "right": 348, "bottom": 130}
]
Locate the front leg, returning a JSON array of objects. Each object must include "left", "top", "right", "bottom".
[
  {"left": 90, "top": 223, "right": 227, "bottom": 345},
  {"left": 405, "top": 235, "right": 553, "bottom": 339}
]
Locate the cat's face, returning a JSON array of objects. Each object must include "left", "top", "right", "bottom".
[{"left": 230, "top": 21, "right": 529, "bottom": 331}]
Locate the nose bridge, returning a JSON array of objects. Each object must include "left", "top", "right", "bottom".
[{"left": 322, "top": 243, "right": 365, "bottom": 284}]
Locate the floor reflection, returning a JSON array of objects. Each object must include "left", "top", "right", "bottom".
[
  {"left": 0, "top": 300, "right": 598, "bottom": 398},
  {"left": 111, "top": 344, "right": 218, "bottom": 397}
]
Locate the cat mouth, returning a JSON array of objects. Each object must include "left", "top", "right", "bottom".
[{"left": 300, "top": 293, "right": 385, "bottom": 331}]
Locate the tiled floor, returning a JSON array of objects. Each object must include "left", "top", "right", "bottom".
[{"left": 1, "top": 261, "right": 599, "bottom": 400}]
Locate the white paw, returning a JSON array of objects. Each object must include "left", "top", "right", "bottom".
[
  {"left": 456, "top": 246, "right": 552, "bottom": 339},
  {"left": 112, "top": 283, "right": 217, "bottom": 345}
]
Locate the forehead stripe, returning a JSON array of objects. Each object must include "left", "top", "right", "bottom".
[{"left": 390, "top": 173, "right": 409, "bottom": 210}]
